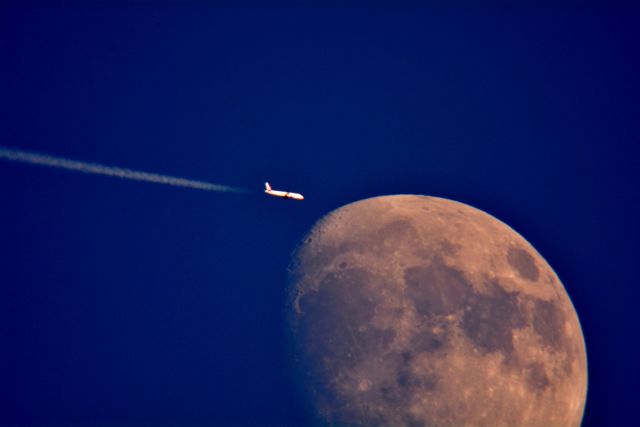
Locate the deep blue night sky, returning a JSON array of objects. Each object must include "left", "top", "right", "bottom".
[{"left": 1, "top": 2, "right": 638, "bottom": 426}]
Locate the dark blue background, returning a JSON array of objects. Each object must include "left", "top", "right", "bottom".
[{"left": 1, "top": 2, "right": 638, "bottom": 426}]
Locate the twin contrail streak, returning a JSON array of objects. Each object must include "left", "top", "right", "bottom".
[{"left": 0, "top": 146, "right": 244, "bottom": 193}]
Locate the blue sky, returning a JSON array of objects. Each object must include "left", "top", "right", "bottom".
[{"left": 1, "top": 2, "right": 638, "bottom": 426}]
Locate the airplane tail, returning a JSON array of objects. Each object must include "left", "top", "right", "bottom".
[{"left": 265, "top": 182, "right": 272, "bottom": 191}]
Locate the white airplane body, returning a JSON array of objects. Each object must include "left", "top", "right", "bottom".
[{"left": 264, "top": 182, "right": 304, "bottom": 200}]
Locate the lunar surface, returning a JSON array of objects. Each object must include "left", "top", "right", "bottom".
[{"left": 287, "top": 195, "right": 587, "bottom": 427}]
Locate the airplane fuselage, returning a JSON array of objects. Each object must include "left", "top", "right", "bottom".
[
  {"left": 265, "top": 189, "right": 304, "bottom": 200},
  {"left": 264, "top": 182, "right": 304, "bottom": 200}
]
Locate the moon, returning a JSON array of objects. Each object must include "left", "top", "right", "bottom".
[{"left": 287, "top": 195, "right": 587, "bottom": 427}]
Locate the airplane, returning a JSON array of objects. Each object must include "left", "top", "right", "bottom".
[{"left": 264, "top": 182, "right": 304, "bottom": 200}]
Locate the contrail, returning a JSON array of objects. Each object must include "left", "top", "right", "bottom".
[{"left": 0, "top": 146, "right": 244, "bottom": 193}]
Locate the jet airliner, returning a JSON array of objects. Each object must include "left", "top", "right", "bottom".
[{"left": 264, "top": 182, "right": 304, "bottom": 200}]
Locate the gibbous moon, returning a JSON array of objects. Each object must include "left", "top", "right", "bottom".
[{"left": 287, "top": 195, "right": 587, "bottom": 427}]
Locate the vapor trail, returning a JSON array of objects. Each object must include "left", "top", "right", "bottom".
[{"left": 0, "top": 146, "right": 244, "bottom": 193}]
